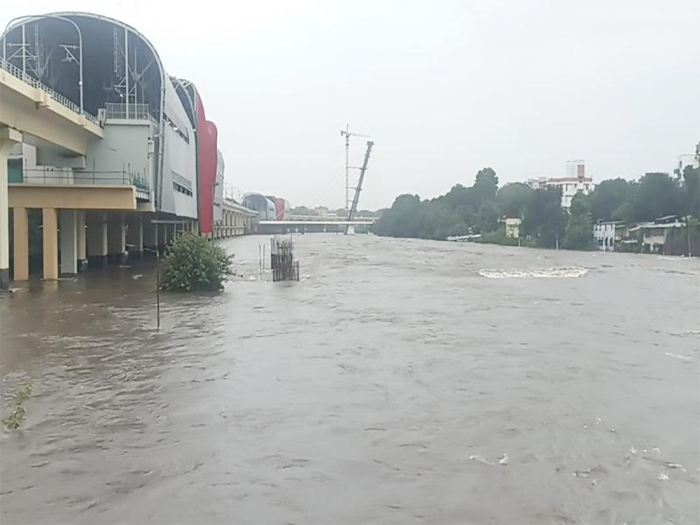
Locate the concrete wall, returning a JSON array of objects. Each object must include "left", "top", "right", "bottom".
[{"left": 81, "top": 121, "right": 155, "bottom": 187}]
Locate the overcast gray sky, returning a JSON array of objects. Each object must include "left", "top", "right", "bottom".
[{"left": 3, "top": 0, "right": 699, "bottom": 209}]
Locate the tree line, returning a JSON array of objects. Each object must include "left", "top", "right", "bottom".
[{"left": 373, "top": 165, "right": 700, "bottom": 250}]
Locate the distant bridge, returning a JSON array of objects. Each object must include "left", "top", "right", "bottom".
[
  {"left": 259, "top": 219, "right": 376, "bottom": 226},
  {"left": 253, "top": 218, "right": 376, "bottom": 235}
]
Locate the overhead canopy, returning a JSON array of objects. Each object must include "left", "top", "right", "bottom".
[{"left": 2, "top": 12, "right": 166, "bottom": 118}]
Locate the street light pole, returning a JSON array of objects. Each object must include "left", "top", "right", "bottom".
[{"left": 142, "top": 245, "right": 160, "bottom": 330}]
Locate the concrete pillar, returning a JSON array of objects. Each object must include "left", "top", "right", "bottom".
[
  {"left": 76, "top": 210, "right": 86, "bottom": 271},
  {"left": 87, "top": 212, "right": 108, "bottom": 267},
  {"left": 158, "top": 223, "right": 166, "bottom": 253},
  {"left": 42, "top": 208, "right": 59, "bottom": 280},
  {"left": 59, "top": 209, "right": 78, "bottom": 275},
  {"left": 12, "top": 207, "right": 29, "bottom": 281},
  {"left": 144, "top": 218, "right": 156, "bottom": 246},
  {"left": 126, "top": 216, "right": 144, "bottom": 257},
  {"left": 0, "top": 127, "right": 22, "bottom": 289},
  {"left": 108, "top": 214, "right": 127, "bottom": 264}
]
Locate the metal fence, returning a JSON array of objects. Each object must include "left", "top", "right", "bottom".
[
  {"left": 105, "top": 103, "right": 151, "bottom": 120},
  {"left": 0, "top": 57, "right": 100, "bottom": 126},
  {"left": 16, "top": 168, "right": 151, "bottom": 192}
]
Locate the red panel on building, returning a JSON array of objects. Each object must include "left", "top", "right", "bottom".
[
  {"left": 195, "top": 92, "right": 218, "bottom": 234},
  {"left": 274, "top": 198, "right": 286, "bottom": 221}
]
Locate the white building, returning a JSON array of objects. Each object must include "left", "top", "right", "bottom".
[
  {"left": 505, "top": 218, "right": 521, "bottom": 239},
  {"left": 527, "top": 161, "right": 594, "bottom": 209},
  {"left": 593, "top": 221, "right": 625, "bottom": 251}
]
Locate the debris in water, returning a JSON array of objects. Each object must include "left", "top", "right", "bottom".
[
  {"left": 468, "top": 455, "right": 492, "bottom": 466},
  {"left": 498, "top": 453, "right": 509, "bottom": 465},
  {"left": 665, "top": 352, "right": 693, "bottom": 362},
  {"left": 665, "top": 463, "right": 685, "bottom": 471},
  {"left": 658, "top": 473, "right": 670, "bottom": 481}
]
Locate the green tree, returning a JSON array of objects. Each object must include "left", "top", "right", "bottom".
[
  {"left": 629, "top": 172, "right": 683, "bottom": 221},
  {"left": 373, "top": 194, "right": 423, "bottom": 238},
  {"left": 521, "top": 187, "right": 566, "bottom": 248},
  {"left": 473, "top": 167, "right": 499, "bottom": 201},
  {"left": 563, "top": 193, "right": 595, "bottom": 250},
  {"left": 682, "top": 165, "right": 700, "bottom": 217},
  {"left": 496, "top": 183, "right": 533, "bottom": 218},
  {"left": 476, "top": 201, "right": 500, "bottom": 233},
  {"left": 160, "top": 233, "right": 234, "bottom": 292},
  {"left": 587, "top": 178, "right": 636, "bottom": 221}
]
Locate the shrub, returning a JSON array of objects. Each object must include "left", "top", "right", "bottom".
[
  {"left": 476, "top": 226, "right": 520, "bottom": 246},
  {"left": 160, "top": 233, "right": 234, "bottom": 292},
  {"left": 3, "top": 385, "right": 32, "bottom": 430}
]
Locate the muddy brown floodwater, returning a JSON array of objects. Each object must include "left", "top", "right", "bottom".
[{"left": 1, "top": 235, "right": 699, "bottom": 524}]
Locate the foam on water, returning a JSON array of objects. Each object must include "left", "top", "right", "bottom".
[{"left": 478, "top": 266, "right": 588, "bottom": 279}]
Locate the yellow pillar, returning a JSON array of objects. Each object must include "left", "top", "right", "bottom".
[
  {"left": 42, "top": 208, "right": 58, "bottom": 280},
  {"left": 12, "top": 207, "right": 29, "bottom": 281}
]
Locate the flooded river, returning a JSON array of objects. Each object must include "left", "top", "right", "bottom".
[{"left": 1, "top": 235, "right": 699, "bottom": 524}]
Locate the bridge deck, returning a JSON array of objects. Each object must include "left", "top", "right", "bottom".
[{"left": 258, "top": 220, "right": 375, "bottom": 226}]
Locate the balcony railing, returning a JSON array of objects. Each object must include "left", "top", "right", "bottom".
[
  {"left": 104, "top": 103, "right": 151, "bottom": 121},
  {"left": 0, "top": 57, "right": 101, "bottom": 127},
  {"left": 12, "top": 168, "right": 152, "bottom": 200}
]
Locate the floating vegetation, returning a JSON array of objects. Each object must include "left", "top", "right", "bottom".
[{"left": 3, "top": 385, "right": 33, "bottom": 430}]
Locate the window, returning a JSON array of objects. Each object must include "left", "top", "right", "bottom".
[
  {"left": 173, "top": 182, "right": 193, "bottom": 196},
  {"left": 163, "top": 113, "right": 189, "bottom": 143}
]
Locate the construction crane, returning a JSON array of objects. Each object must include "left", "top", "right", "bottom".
[
  {"left": 347, "top": 140, "right": 374, "bottom": 231},
  {"left": 340, "top": 124, "right": 369, "bottom": 213}
]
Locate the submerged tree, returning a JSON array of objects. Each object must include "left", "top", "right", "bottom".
[
  {"left": 160, "top": 233, "right": 234, "bottom": 292},
  {"left": 563, "top": 193, "right": 595, "bottom": 250},
  {"left": 682, "top": 165, "right": 700, "bottom": 218},
  {"left": 521, "top": 186, "right": 566, "bottom": 248}
]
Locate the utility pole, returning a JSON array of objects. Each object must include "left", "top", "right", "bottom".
[{"left": 340, "top": 124, "right": 368, "bottom": 214}]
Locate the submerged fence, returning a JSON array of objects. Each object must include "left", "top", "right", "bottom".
[{"left": 270, "top": 237, "right": 299, "bottom": 282}]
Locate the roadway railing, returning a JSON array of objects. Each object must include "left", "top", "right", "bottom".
[
  {"left": 287, "top": 215, "right": 376, "bottom": 222},
  {"left": 0, "top": 57, "right": 101, "bottom": 127}
]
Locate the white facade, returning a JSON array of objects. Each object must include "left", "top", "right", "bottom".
[
  {"left": 526, "top": 161, "right": 594, "bottom": 209},
  {"left": 593, "top": 222, "right": 618, "bottom": 251},
  {"left": 82, "top": 120, "right": 155, "bottom": 189},
  {"left": 545, "top": 177, "right": 594, "bottom": 209},
  {"left": 505, "top": 218, "right": 521, "bottom": 238},
  {"left": 159, "top": 80, "right": 199, "bottom": 219},
  {"left": 213, "top": 150, "right": 225, "bottom": 224}
]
